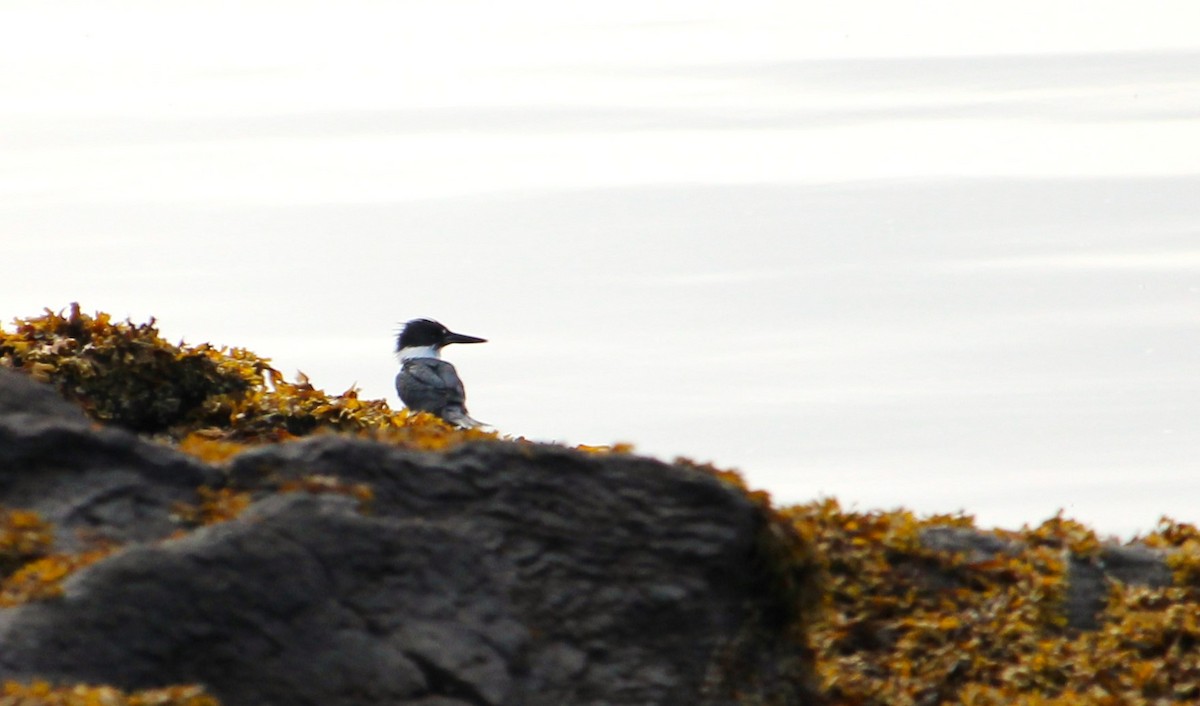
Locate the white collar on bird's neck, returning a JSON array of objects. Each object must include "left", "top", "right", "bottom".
[{"left": 398, "top": 345, "right": 441, "bottom": 362}]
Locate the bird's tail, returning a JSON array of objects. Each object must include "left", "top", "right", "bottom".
[{"left": 442, "top": 407, "right": 488, "bottom": 430}]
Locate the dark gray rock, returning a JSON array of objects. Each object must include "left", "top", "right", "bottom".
[
  {"left": 919, "top": 526, "right": 1015, "bottom": 562},
  {"left": 0, "top": 368, "right": 818, "bottom": 706},
  {"left": 0, "top": 369, "right": 220, "bottom": 549},
  {"left": 1065, "top": 543, "right": 1174, "bottom": 630},
  {"left": 0, "top": 368, "right": 89, "bottom": 422},
  {"left": 0, "top": 494, "right": 523, "bottom": 706},
  {"left": 225, "top": 436, "right": 814, "bottom": 705}
]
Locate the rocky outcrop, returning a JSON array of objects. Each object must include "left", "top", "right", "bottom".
[
  {"left": 0, "top": 368, "right": 820, "bottom": 706},
  {"left": 0, "top": 494, "right": 525, "bottom": 706},
  {"left": 0, "top": 364, "right": 1182, "bottom": 706}
]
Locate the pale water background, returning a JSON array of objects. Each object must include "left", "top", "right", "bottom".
[{"left": 3, "top": 2, "right": 1199, "bottom": 537}]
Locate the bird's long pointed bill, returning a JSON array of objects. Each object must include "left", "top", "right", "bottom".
[{"left": 444, "top": 331, "right": 487, "bottom": 345}]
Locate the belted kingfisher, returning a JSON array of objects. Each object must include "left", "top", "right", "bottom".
[{"left": 395, "top": 318, "right": 487, "bottom": 428}]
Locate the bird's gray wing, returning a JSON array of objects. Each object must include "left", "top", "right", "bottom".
[{"left": 397, "top": 359, "right": 467, "bottom": 413}]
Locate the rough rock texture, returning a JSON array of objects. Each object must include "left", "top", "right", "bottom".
[
  {"left": 0, "top": 368, "right": 818, "bottom": 706},
  {"left": 0, "top": 494, "right": 524, "bottom": 706},
  {"left": 0, "top": 370, "right": 220, "bottom": 549},
  {"left": 222, "top": 436, "right": 818, "bottom": 705}
]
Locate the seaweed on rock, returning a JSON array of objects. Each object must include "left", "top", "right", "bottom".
[
  {"left": 4, "top": 304, "right": 1198, "bottom": 705},
  {"left": 0, "top": 304, "right": 496, "bottom": 449},
  {"left": 0, "top": 681, "right": 217, "bottom": 706},
  {"left": 789, "top": 499, "right": 1200, "bottom": 705}
]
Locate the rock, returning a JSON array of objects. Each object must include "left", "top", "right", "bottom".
[
  {"left": 0, "top": 367, "right": 90, "bottom": 422},
  {"left": 1065, "top": 543, "right": 1174, "bottom": 630},
  {"left": 223, "top": 436, "right": 820, "bottom": 705},
  {"left": 0, "top": 368, "right": 820, "bottom": 706},
  {"left": 0, "top": 494, "right": 522, "bottom": 706},
  {"left": 0, "top": 369, "right": 220, "bottom": 549}
]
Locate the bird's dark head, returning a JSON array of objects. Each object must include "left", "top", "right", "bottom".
[{"left": 396, "top": 318, "right": 487, "bottom": 356}]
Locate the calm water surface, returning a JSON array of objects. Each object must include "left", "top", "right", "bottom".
[{"left": 2, "top": 2, "right": 1199, "bottom": 536}]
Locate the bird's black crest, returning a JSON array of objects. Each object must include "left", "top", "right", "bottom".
[{"left": 395, "top": 318, "right": 449, "bottom": 351}]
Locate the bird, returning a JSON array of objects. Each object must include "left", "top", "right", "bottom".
[{"left": 394, "top": 318, "right": 487, "bottom": 428}]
